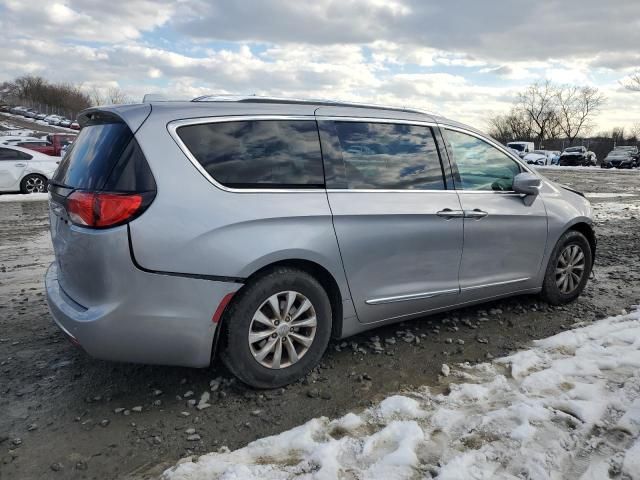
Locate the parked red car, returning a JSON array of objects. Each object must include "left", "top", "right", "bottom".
[{"left": 20, "top": 133, "right": 76, "bottom": 156}]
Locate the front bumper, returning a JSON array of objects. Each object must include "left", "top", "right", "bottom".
[
  {"left": 603, "top": 161, "right": 632, "bottom": 169},
  {"left": 559, "top": 156, "right": 588, "bottom": 166},
  {"left": 45, "top": 262, "right": 240, "bottom": 368}
]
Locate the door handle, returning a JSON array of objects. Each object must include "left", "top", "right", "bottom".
[
  {"left": 436, "top": 208, "right": 465, "bottom": 219},
  {"left": 464, "top": 209, "right": 489, "bottom": 219},
  {"left": 14, "top": 163, "right": 26, "bottom": 167}
]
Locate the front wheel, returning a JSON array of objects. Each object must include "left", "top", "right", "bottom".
[
  {"left": 20, "top": 174, "right": 47, "bottom": 194},
  {"left": 541, "top": 230, "right": 592, "bottom": 305},
  {"left": 220, "top": 267, "right": 332, "bottom": 388}
]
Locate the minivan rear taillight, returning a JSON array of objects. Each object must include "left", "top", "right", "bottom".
[
  {"left": 67, "top": 191, "right": 147, "bottom": 228},
  {"left": 50, "top": 112, "right": 157, "bottom": 228}
]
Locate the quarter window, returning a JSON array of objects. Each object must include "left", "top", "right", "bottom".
[
  {"left": 327, "top": 122, "right": 444, "bottom": 190},
  {"left": 177, "top": 120, "right": 324, "bottom": 189},
  {"left": 445, "top": 130, "right": 521, "bottom": 191}
]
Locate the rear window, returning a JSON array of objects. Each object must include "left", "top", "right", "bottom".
[
  {"left": 176, "top": 120, "right": 324, "bottom": 189},
  {"left": 52, "top": 122, "right": 155, "bottom": 192}
]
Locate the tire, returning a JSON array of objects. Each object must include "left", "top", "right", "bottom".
[
  {"left": 220, "top": 267, "right": 332, "bottom": 389},
  {"left": 541, "top": 230, "right": 592, "bottom": 305},
  {"left": 20, "top": 174, "right": 47, "bottom": 194}
]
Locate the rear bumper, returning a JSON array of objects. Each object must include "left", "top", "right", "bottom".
[{"left": 45, "top": 261, "right": 240, "bottom": 368}]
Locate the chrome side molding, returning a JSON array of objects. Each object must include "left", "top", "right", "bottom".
[
  {"left": 461, "top": 277, "right": 530, "bottom": 291},
  {"left": 366, "top": 288, "right": 459, "bottom": 305},
  {"left": 367, "top": 277, "right": 531, "bottom": 305}
]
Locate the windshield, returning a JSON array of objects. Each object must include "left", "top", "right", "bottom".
[{"left": 564, "top": 147, "right": 583, "bottom": 152}]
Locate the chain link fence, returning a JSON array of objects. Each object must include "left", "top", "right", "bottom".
[{"left": 0, "top": 96, "right": 80, "bottom": 120}]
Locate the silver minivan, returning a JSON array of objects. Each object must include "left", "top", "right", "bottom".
[{"left": 45, "top": 97, "right": 595, "bottom": 388}]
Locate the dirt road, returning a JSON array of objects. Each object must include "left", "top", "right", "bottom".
[{"left": 1, "top": 168, "right": 639, "bottom": 479}]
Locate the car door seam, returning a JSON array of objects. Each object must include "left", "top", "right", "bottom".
[{"left": 315, "top": 117, "right": 359, "bottom": 323}]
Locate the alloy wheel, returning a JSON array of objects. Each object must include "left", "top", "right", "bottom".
[
  {"left": 25, "top": 176, "right": 46, "bottom": 193},
  {"left": 248, "top": 291, "right": 317, "bottom": 369},
  {"left": 555, "top": 244, "right": 586, "bottom": 294}
]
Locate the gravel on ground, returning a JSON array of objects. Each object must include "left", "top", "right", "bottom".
[{"left": 0, "top": 169, "right": 639, "bottom": 479}]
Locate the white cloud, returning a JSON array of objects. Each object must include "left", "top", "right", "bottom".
[
  {"left": 0, "top": 0, "right": 637, "bottom": 132},
  {"left": 47, "top": 3, "right": 82, "bottom": 24},
  {"left": 1, "top": 0, "right": 177, "bottom": 42},
  {"left": 170, "top": 0, "right": 640, "bottom": 66},
  {"left": 148, "top": 67, "right": 162, "bottom": 79},
  {"left": 544, "top": 68, "right": 591, "bottom": 85},
  {"left": 368, "top": 41, "right": 437, "bottom": 68}
]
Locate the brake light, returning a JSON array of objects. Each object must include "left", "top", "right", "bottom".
[{"left": 67, "top": 191, "right": 144, "bottom": 228}]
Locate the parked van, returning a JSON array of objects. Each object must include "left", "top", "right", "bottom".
[
  {"left": 506, "top": 141, "right": 535, "bottom": 158},
  {"left": 45, "top": 97, "right": 596, "bottom": 388}
]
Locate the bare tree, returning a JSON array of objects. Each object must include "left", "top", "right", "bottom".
[
  {"left": 629, "top": 122, "right": 640, "bottom": 141},
  {"left": 102, "top": 87, "right": 132, "bottom": 104},
  {"left": 623, "top": 71, "right": 640, "bottom": 91},
  {"left": 487, "top": 109, "right": 534, "bottom": 143},
  {"left": 556, "top": 86, "right": 605, "bottom": 146},
  {"left": 487, "top": 114, "right": 514, "bottom": 142},
  {"left": 490, "top": 81, "right": 606, "bottom": 147},
  {"left": 611, "top": 127, "right": 626, "bottom": 146},
  {"left": 87, "top": 86, "right": 104, "bottom": 106},
  {"left": 0, "top": 75, "right": 91, "bottom": 115},
  {"left": 88, "top": 86, "right": 132, "bottom": 106},
  {"left": 516, "top": 80, "right": 560, "bottom": 144}
]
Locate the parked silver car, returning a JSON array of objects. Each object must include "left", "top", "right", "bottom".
[{"left": 45, "top": 97, "right": 596, "bottom": 388}]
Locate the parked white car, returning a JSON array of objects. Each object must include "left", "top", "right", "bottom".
[
  {"left": 0, "top": 145, "right": 60, "bottom": 193},
  {"left": 523, "top": 152, "right": 548, "bottom": 166},
  {"left": 44, "top": 115, "right": 63, "bottom": 126},
  {"left": 523, "top": 150, "right": 561, "bottom": 166}
]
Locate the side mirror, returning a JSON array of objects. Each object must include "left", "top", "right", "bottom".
[{"left": 513, "top": 172, "right": 541, "bottom": 196}]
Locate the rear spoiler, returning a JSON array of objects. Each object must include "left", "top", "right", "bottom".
[{"left": 77, "top": 105, "right": 152, "bottom": 133}]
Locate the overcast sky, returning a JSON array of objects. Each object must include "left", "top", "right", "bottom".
[{"left": 0, "top": 0, "right": 639, "bottom": 131}]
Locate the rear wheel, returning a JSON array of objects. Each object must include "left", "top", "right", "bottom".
[
  {"left": 20, "top": 174, "right": 47, "bottom": 194},
  {"left": 541, "top": 230, "right": 592, "bottom": 305},
  {"left": 221, "top": 267, "right": 332, "bottom": 388}
]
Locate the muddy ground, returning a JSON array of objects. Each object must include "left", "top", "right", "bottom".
[{"left": 1, "top": 168, "right": 639, "bottom": 479}]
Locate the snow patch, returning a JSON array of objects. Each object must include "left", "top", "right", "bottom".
[
  {"left": 163, "top": 311, "right": 640, "bottom": 480},
  {"left": 585, "top": 192, "right": 636, "bottom": 198},
  {"left": 0, "top": 193, "right": 49, "bottom": 202},
  {"left": 535, "top": 165, "right": 640, "bottom": 173},
  {"left": 593, "top": 201, "right": 640, "bottom": 221}
]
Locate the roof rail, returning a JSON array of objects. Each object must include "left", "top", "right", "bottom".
[
  {"left": 191, "top": 94, "right": 437, "bottom": 116},
  {"left": 142, "top": 93, "right": 191, "bottom": 103}
]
